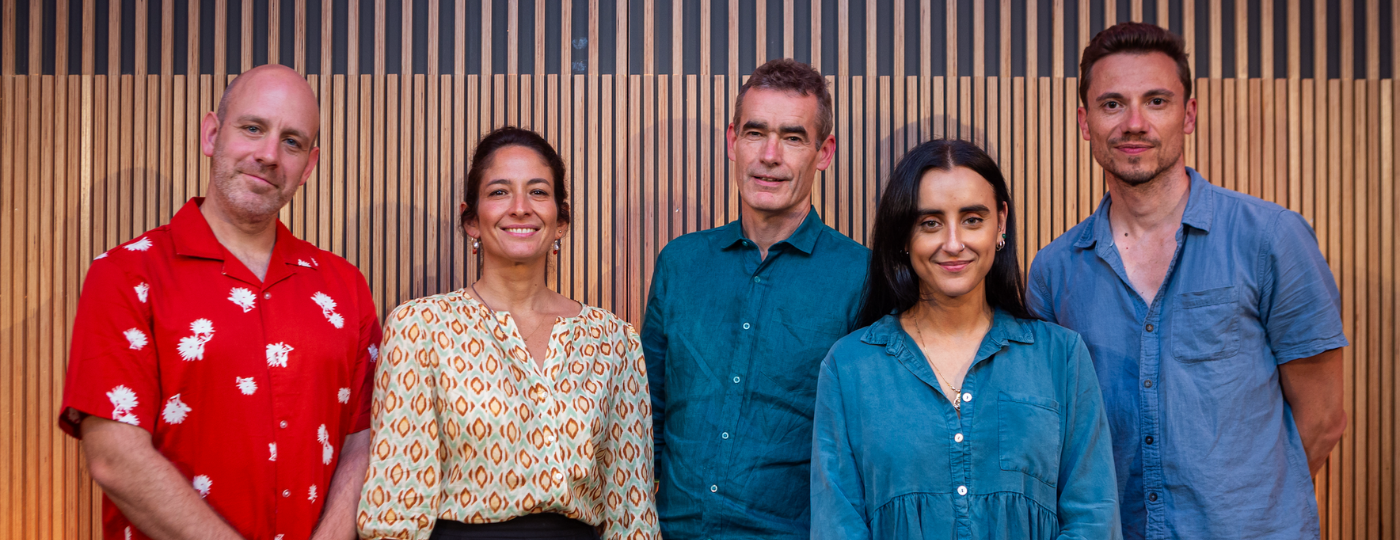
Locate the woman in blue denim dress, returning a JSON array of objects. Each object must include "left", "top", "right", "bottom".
[{"left": 810, "top": 139, "right": 1121, "bottom": 539}]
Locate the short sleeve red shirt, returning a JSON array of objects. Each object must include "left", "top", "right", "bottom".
[{"left": 59, "top": 198, "right": 383, "bottom": 540}]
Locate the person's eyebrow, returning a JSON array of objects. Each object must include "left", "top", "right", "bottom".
[
  {"left": 777, "top": 124, "right": 809, "bottom": 138},
  {"left": 741, "top": 120, "right": 769, "bottom": 132},
  {"left": 1094, "top": 88, "right": 1176, "bottom": 102},
  {"left": 917, "top": 204, "right": 990, "bottom": 215},
  {"left": 232, "top": 114, "right": 311, "bottom": 142}
]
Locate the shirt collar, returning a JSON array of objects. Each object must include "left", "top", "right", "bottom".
[
  {"left": 719, "top": 206, "right": 824, "bottom": 255},
  {"left": 169, "top": 197, "right": 320, "bottom": 270},
  {"left": 860, "top": 306, "right": 1035, "bottom": 357},
  {"left": 1074, "top": 166, "right": 1215, "bottom": 250}
]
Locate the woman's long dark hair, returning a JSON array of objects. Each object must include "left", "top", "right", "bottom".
[{"left": 854, "top": 139, "right": 1032, "bottom": 328}]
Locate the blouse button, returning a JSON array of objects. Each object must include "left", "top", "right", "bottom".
[
  {"left": 279, "top": 421, "right": 288, "bottom": 429},
  {"left": 554, "top": 472, "right": 564, "bottom": 481},
  {"left": 546, "top": 434, "right": 557, "bottom": 444},
  {"left": 954, "top": 433, "right": 964, "bottom": 443},
  {"left": 961, "top": 392, "right": 972, "bottom": 402},
  {"left": 956, "top": 486, "right": 968, "bottom": 496},
  {"left": 264, "top": 292, "right": 272, "bottom": 300},
  {"left": 282, "top": 490, "right": 290, "bottom": 498}
]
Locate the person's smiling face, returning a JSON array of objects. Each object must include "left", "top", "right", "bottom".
[
  {"left": 906, "top": 166, "right": 1006, "bottom": 303},
  {"left": 1078, "top": 51, "right": 1197, "bottom": 186},
  {"left": 464, "top": 145, "right": 567, "bottom": 265},
  {"left": 202, "top": 66, "right": 322, "bottom": 220},
  {"left": 726, "top": 88, "right": 836, "bottom": 220}
]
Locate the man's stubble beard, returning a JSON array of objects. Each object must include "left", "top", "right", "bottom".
[{"left": 1091, "top": 140, "right": 1182, "bottom": 187}]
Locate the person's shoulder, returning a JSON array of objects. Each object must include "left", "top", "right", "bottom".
[
  {"left": 1037, "top": 217, "right": 1092, "bottom": 265},
  {"left": 823, "top": 320, "right": 893, "bottom": 369},
  {"left": 1018, "top": 316, "right": 1083, "bottom": 347},
  {"left": 815, "top": 225, "right": 871, "bottom": 260},
  {"left": 578, "top": 303, "right": 637, "bottom": 338},
  {"left": 88, "top": 225, "right": 177, "bottom": 274},
  {"left": 1209, "top": 182, "right": 1292, "bottom": 222},
  {"left": 387, "top": 289, "right": 467, "bottom": 322},
  {"left": 654, "top": 225, "right": 732, "bottom": 269}
]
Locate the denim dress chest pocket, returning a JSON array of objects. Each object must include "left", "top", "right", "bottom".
[
  {"left": 998, "top": 392, "right": 1062, "bottom": 487},
  {"left": 1171, "top": 285, "right": 1241, "bottom": 362}
]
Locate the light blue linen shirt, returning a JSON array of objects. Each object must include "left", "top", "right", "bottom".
[
  {"left": 1026, "top": 168, "right": 1348, "bottom": 539},
  {"left": 811, "top": 310, "right": 1121, "bottom": 540}
]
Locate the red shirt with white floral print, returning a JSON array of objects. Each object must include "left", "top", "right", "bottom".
[{"left": 59, "top": 198, "right": 382, "bottom": 540}]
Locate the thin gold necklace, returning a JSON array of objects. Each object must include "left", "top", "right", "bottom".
[
  {"left": 911, "top": 314, "right": 962, "bottom": 410},
  {"left": 470, "top": 282, "right": 551, "bottom": 344}
]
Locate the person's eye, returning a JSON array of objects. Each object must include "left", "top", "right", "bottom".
[
  {"left": 1151, "top": 97, "right": 1166, "bottom": 106},
  {"left": 531, "top": 188, "right": 549, "bottom": 196},
  {"left": 489, "top": 189, "right": 507, "bottom": 196},
  {"left": 920, "top": 219, "right": 941, "bottom": 229},
  {"left": 284, "top": 138, "right": 301, "bottom": 149},
  {"left": 965, "top": 216, "right": 984, "bottom": 227},
  {"left": 244, "top": 125, "right": 261, "bottom": 134},
  {"left": 1104, "top": 101, "right": 1120, "bottom": 109}
]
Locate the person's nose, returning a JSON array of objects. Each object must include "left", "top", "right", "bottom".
[
  {"left": 942, "top": 225, "right": 965, "bottom": 255},
  {"left": 508, "top": 190, "right": 532, "bottom": 216},
  {"left": 1123, "top": 102, "right": 1150, "bottom": 135},
  {"left": 251, "top": 133, "right": 280, "bottom": 167},
  {"left": 759, "top": 135, "right": 782, "bottom": 167}
]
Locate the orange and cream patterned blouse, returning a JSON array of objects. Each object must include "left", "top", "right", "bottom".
[{"left": 357, "top": 289, "right": 657, "bottom": 540}]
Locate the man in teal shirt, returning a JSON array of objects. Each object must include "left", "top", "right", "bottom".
[{"left": 642, "top": 58, "right": 869, "bottom": 538}]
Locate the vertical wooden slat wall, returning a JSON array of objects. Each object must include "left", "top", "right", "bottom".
[{"left": 0, "top": 1, "right": 1396, "bottom": 538}]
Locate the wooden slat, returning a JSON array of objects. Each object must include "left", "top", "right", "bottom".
[{"left": 2, "top": 4, "right": 1400, "bottom": 537}]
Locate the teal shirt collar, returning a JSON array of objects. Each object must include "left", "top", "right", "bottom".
[{"left": 718, "top": 206, "right": 825, "bottom": 255}]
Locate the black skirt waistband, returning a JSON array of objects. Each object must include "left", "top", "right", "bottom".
[{"left": 428, "top": 514, "right": 600, "bottom": 540}]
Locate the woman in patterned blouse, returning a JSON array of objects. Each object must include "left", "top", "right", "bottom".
[{"left": 358, "top": 127, "right": 658, "bottom": 540}]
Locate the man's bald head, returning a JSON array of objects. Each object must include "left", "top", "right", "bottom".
[
  {"left": 199, "top": 63, "right": 323, "bottom": 224},
  {"left": 216, "top": 64, "right": 320, "bottom": 142}
]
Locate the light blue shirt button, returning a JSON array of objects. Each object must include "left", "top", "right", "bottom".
[
  {"left": 733, "top": 376, "right": 741, "bottom": 384},
  {"left": 721, "top": 432, "right": 730, "bottom": 439},
  {"left": 753, "top": 276, "right": 761, "bottom": 283},
  {"left": 742, "top": 322, "right": 751, "bottom": 330},
  {"left": 710, "top": 485, "right": 719, "bottom": 493}
]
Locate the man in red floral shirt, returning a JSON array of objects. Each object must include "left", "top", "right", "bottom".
[{"left": 59, "top": 64, "right": 381, "bottom": 540}]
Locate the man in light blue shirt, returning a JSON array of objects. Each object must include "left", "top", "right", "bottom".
[{"left": 1027, "top": 23, "right": 1348, "bottom": 540}]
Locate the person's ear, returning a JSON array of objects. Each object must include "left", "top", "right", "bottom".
[
  {"left": 200, "top": 112, "right": 221, "bottom": 157},
  {"left": 460, "top": 201, "right": 480, "bottom": 238}
]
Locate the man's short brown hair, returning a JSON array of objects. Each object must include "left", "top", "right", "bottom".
[
  {"left": 732, "top": 58, "right": 834, "bottom": 143},
  {"left": 1078, "top": 22, "right": 1193, "bottom": 106}
]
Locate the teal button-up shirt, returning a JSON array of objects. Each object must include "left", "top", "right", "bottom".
[
  {"left": 810, "top": 310, "right": 1121, "bottom": 540},
  {"left": 642, "top": 208, "right": 869, "bottom": 539}
]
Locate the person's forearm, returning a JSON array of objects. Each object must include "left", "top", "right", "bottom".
[
  {"left": 1295, "top": 404, "right": 1347, "bottom": 474},
  {"left": 310, "top": 430, "right": 371, "bottom": 540},
  {"left": 1278, "top": 348, "right": 1347, "bottom": 475},
  {"left": 82, "top": 417, "right": 244, "bottom": 540}
]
